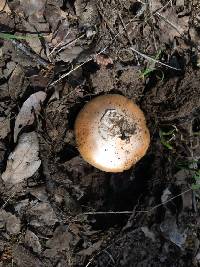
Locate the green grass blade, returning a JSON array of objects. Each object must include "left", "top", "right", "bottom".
[{"left": 0, "top": 33, "right": 42, "bottom": 40}]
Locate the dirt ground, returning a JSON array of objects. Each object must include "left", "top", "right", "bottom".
[{"left": 0, "top": 0, "right": 200, "bottom": 266}]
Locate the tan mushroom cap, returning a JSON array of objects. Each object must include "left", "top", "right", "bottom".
[{"left": 75, "top": 94, "right": 150, "bottom": 172}]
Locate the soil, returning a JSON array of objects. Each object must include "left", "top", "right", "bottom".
[{"left": 0, "top": 0, "right": 200, "bottom": 266}]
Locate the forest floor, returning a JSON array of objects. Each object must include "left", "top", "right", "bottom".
[{"left": 0, "top": 0, "right": 200, "bottom": 266}]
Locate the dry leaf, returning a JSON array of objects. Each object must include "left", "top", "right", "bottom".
[
  {"left": 0, "top": 117, "right": 10, "bottom": 139},
  {"left": 78, "top": 240, "right": 103, "bottom": 256},
  {"left": 149, "top": 0, "right": 162, "bottom": 13},
  {"left": 2, "top": 132, "right": 41, "bottom": 185},
  {"left": 0, "top": 0, "right": 11, "bottom": 14},
  {"left": 19, "top": 0, "right": 46, "bottom": 18},
  {"left": 8, "top": 64, "right": 28, "bottom": 99},
  {"left": 157, "top": 8, "right": 189, "bottom": 43},
  {"left": 14, "top": 91, "right": 46, "bottom": 142}
]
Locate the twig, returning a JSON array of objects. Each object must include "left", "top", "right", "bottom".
[
  {"left": 83, "top": 211, "right": 133, "bottom": 216},
  {"left": 48, "top": 31, "right": 71, "bottom": 56},
  {"left": 155, "top": 12, "right": 183, "bottom": 37},
  {"left": 49, "top": 0, "right": 180, "bottom": 87},
  {"left": 118, "top": 12, "right": 133, "bottom": 46},
  {"left": 1, "top": 185, "right": 17, "bottom": 209},
  {"left": 49, "top": 33, "right": 85, "bottom": 56},
  {"left": 49, "top": 60, "right": 90, "bottom": 87},
  {"left": 148, "top": 0, "right": 173, "bottom": 15},
  {"left": 130, "top": 46, "right": 181, "bottom": 71},
  {"left": 97, "top": 4, "right": 116, "bottom": 36},
  {"left": 84, "top": 188, "right": 192, "bottom": 265},
  {"left": 104, "top": 250, "right": 115, "bottom": 265},
  {"left": 82, "top": 187, "right": 192, "bottom": 216},
  {"left": 49, "top": 47, "right": 107, "bottom": 87},
  {"left": 56, "top": 33, "right": 85, "bottom": 54},
  {"left": 85, "top": 242, "right": 116, "bottom": 267}
]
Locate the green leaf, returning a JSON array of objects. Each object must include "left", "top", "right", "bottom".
[
  {"left": 159, "top": 129, "right": 174, "bottom": 150},
  {"left": 160, "top": 139, "right": 173, "bottom": 150}
]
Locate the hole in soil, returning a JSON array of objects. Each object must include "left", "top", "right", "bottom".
[
  {"left": 109, "top": 89, "right": 124, "bottom": 95},
  {"left": 129, "top": 2, "right": 143, "bottom": 15},
  {"left": 67, "top": 102, "right": 86, "bottom": 129},
  {"left": 89, "top": 155, "right": 154, "bottom": 230},
  {"left": 82, "top": 60, "right": 100, "bottom": 77},
  {"left": 61, "top": 0, "right": 75, "bottom": 10},
  {"left": 68, "top": 95, "right": 97, "bottom": 129},
  {"left": 3, "top": 202, "right": 16, "bottom": 214},
  {"left": 88, "top": 214, "right": 129, "bottom": 230},
  {"left": 54, "top": 61, "right": 70, "bottom": 76},
  {"left": 25, "top": 67, "right": 39, "bottom": 77},
  {"left": 168, "top": 185, "right": 183, "bottom": 214},
  {"left": 57, "top": 144, "right": 79, "bottom": 162},
  {"left": 0, "top": 78, "right": 7, "bottom": 85},
  {"left": 0, "top": 198, "right": 5, "bottom": 207}
]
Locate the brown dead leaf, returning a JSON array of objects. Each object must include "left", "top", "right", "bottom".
[
  {"left": 14, "top": 91, "right": 46, "bottom": 142},
  {"left": 0, "top": 117, "right": 10, "bottom": 139},
  {"left": 44, "top": 3, "right": 71, "bottom": 48},
  {"left": 0, "top": 0, "right": 11, "bottom": 14},
  {"left": 0, "top": 209, "right": 21, "bottom": 234},
  {"left": 149, "top": 0, "right": 162, "bottom": 13},
  {"left": 78, "top": 240, "right": 103, "bottom": 256},
  {"left": 44, "top": 225, "right": 76, "bottom": 258},
  {"left": 75, "top": 0, "right": 99, "bottom": 27},
  {"left": 8, "top": 64, "right": 28, "bottom": 99},
  {"left": 156, "top": 8, "right": 189, "bottom": 43},
  {"left": 2, "top": 132, "right": 41, "bottom": 185},
  {"left": 19, "top": 0, "right": 46, "bottom": 18}
]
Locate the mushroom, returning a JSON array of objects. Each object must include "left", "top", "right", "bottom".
[{"left": 74, "top": 94, "right": 150, "bottom": 172}]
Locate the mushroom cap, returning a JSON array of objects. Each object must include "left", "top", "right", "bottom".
[{"left": 75, "top": 94, "right": 150, "bottom": 172}]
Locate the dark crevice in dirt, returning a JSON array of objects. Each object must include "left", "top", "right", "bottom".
[
  {"left": 192, "top": 117, "right": 200, "bottom": 132},
  {"left": 83, "top": 61, "right": 100, "bottom": 76},
  {"left": 67, "top": 100, "right": 87, "bottom": 129},
  {"left": 56, "top": 144, "right": 79, "bottom": 162},
  {"left": 89, "top": 214, "right": 130, "bottom": 230}
]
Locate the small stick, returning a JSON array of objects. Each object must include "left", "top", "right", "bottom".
[
  {"left": 156, "top": 12, "right": 183, "bottom": 37},
  {"left": 49, "top": 47, "right": 107, "bottom": 87},
  {"left": 81, "top": 188, "right": 192, "bottom": 216},
  {"left": 50, "top": 0, "right": 181, "bottom": 87},
  {"left": 130, "top": 46, "right": 181, "bottom": 71},
  {"left": 55, "top": 33, "right": 85, "bottom": 55},
  {"left": 118, "top": 12, "right": 133, "bottom": 46}
]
